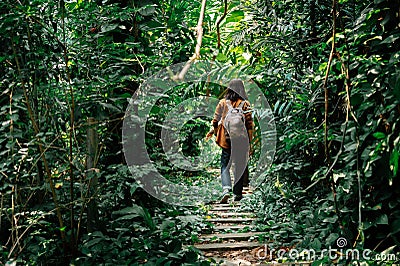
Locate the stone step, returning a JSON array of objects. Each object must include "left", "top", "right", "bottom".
[
  {"left": 206, "top": 217, "right": 256, "bottom": 223},
  {"left": 211, "top": 203, "right": 241, "bottom": 208},
  {"left": 213, "top": 224, "right": 255, "bottom": 231},
  {"left": 209, "top": 206, "right": 239, "bottom": 211},
  {"left": 197, "top": 184, "right": 261, "bottom": 263},
  {"left": 208, "top": 212, "right": 255, "bottom": 217},
  {"left": 199, "top": 232, "right": 264, "bottom": 241},
  {"left": 194, "top": 241, "right": 262, "bottom": 251}
]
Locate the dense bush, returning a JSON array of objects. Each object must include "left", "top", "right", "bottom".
[{"left": 238, "top": 0, "right": 400, "bottom": 263}]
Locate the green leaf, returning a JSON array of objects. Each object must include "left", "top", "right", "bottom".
[
  {"left": 156, "top": 257, "right": 168, "bottom": 264},
  {"left": 142, "top": 20, "right": 164, "bottom": 31},
  {"left": 169, "top": 239, "right": 182, "bottom": 253},
  {"left": 380, "top": 34, "right": 400, "bottom": 45},
  {"left": 350, "top": 93, "right": 363, "bottom": 106},
  {"left": 390, "top": 149, "right": 399, "bottom": 176},
  {"left": 184, "top": 249, "right": 198, "bottom": 263},
  {"left": 167, "top": 252, "right": 181, "bottom": 260},
  {"left": 323, "top": 217, "right": 337, "bottom": 223},
  {"left": 112, "top": 205, "right": 143, "bottom": 216},
  {"left": 333, "top": 173, "right": 345, "bottom": 183},
  {"left": 310, "top": 238, "right": 322, "bottom": 250},
  {"left": 163, "top": 261, "right": 172, "bottom": 266},
  {"left": 389, "top": 201, "right": 398, "bottom": 209},
  {"left": 376, "top": 214, "right": 388, "bottom": 225},
  {"left": 226, "top": 10, "right": 244, "bottom": 23},
  {"left": 101, "top": 24, "right": 118, "bottom": 33},
  {"left": 215, "top": 53, "right": 228, "bottom": 62},
  {"left": 373, "top": 132, "right": 386, "bottom": 139},
  {"left": 84, "top": 237, "right": 104, "bottom": 248},
  {"left": 99, "top": 102, "right": 121, "bottom": 111},
  {"left": 326, "top": 233, "right": 339, "bottom": 246},
  {"left": 138, "top": 4, "right": 156, "bottom": 16},
  {"left": 389, "top": 72, "right": 400, "bottom": 99},
  {"left": 372, "top": 203, "right": 382, "bottom": 210},
  {"left": 116, "top": 214, "right": 141, "bottom": 221},
  {"left": 130, "top": 182, "right": 140, "bottom": 195},
  {"left": 142, "top": 207, "right": 155, "bottom": 231},
  {"left": 390, "top": 218, "right": 400, "bottom": 235},
  {"left": 380, "top": 245, "right": 396, "bottom": 258}
]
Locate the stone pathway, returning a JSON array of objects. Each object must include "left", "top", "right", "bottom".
[
  {"left": 194, "top": 188, "right": 312, "bottom": 265},
  {"left": 194, "top": 188, "right": 265, "bottom": 265}
]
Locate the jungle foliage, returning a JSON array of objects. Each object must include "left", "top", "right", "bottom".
[{"left": 0, "top": 0, "right": 399, "bottom": 264}]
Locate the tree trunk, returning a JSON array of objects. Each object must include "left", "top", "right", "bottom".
[{"left": 86, "top": 117, "right": 99, "bottom": 233}]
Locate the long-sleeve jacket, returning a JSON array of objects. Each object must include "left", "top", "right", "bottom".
[{"left": 212, "top": 98, "right": 253, "bottom": 149}]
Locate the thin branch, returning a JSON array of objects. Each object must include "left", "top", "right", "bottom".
[
  {"left": 266, "top": 0, "right": 277, "bottom": 21},
  {"left": 10, "top": 34, "right": 67, "bottom": 251},
  {"left": 11, "top": 190, "right": 17, "bottom": 253},
  {"left": 60, "top": 1, "right": 77, "bottom": 253},
  {"left": 324, "top": 52, "right": 351, "bottom": 178},
  {"left": 373, "top": 233, "right": 392, "bottom": 251},
  {"left": 7, "top": 207, "right": 60, "bottom": 258},
  {"left": 194, "top": 0, "right": 207, "bottom": 59},
  {"left": 0, "top": 193, "right": 3, "bottom": 233},
  {"left": 323, "top": 0, "right": 343, "bottom": 232},
  {"left": 216, "top": 0, "right": 228, "bottom": 51},
  {"left": 323, "top": 0, "right": 337, "bottom": 166},
  {"left": 26, "top": 135, "right": 62, "bottom": 175},
  {"left": 75, "top": 178, "right": 102, "bottom": 246},
  {"left": 339, "top": 50, "right": 362, "bottom": 235},
  {"left": 206, "top": 0, "right": 228, "bottom": 97},
  {"left": 174, "top": 0, "right": 207, "bottom": 81},
  {"left": 339, "top": 56, "right": 362, "bottom": 232}
]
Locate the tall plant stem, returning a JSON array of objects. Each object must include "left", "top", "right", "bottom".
[
  {"left": 10, "top": 36, "right": 67, "bottom": 254},
  {"left": 60, "top": 1, "right": 77, "bottom": 254},
  {"left": 206, "top": 0, "right": 228, "bottom": 97},
  {"left": 0, "top": 193, "right": 3, "bottom": 233},
  {"left": 174, "top": 0, "right": 207, "bottom": 80},
  {"left": 216, "top": 0, "right": 228, "bottom": 50},
  {"left": 194, "top": 0, "right": 207, "bottom": 59},
  {"left": 323, "top": 0, "right": 337, "bottom": 166},
  {"left": 322, "top": 0, "right": 345, "bottom": 232}
]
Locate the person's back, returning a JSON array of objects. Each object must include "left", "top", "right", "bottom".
[
  {"left": 224, "top": 99, "right": 248, "bottom": 140},
  {"left": 206, "top": 79, "right": 253, "bottom": 203},
  {"left": 212, "top": 98, "right": 252, "bottom": 150}
]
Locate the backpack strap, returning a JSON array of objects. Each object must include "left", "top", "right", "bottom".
[
  {"left": 226, "top": 99, "right": 233, "bottom": 110},
  {"left": 237, "top": 100, "right": 246, "bottom": 110},
  {"left": 220, "top": 100, "right": 231, "bottom": 125},
  {"left": 226, "top": 99, "right": 246, "bottom": 110}
]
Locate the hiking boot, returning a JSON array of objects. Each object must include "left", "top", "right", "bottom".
[
  {"left": 219, "top": 189, "right": 231, "bottom": 204},
  {"left": 233, "top": 194, "right": 243, "bottom": 201}
]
